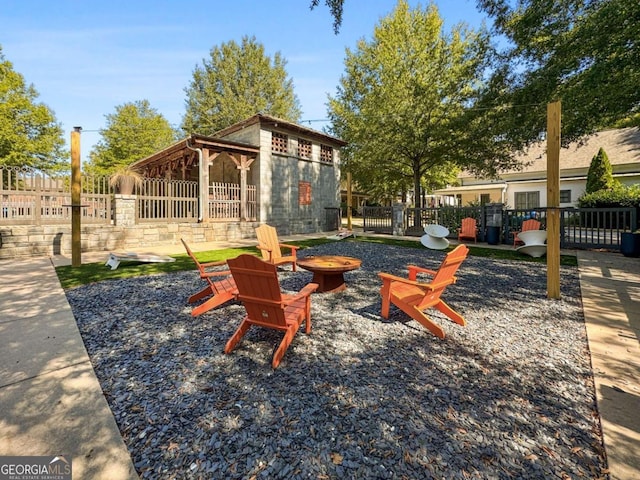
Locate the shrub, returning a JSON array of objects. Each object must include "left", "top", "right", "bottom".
[{"left": 586, "top": 147, "right": 618, "bottom": 193}]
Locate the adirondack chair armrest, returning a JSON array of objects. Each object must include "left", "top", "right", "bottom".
[
  {"left": 378, "top": 272, "right": 423, "bottom": 287},
  {"left": 201, "top": 269, "right": 232, "bottom": 279},
  {"left": 284, "top": 283, "right": 319, "bottom": 305},
  {"left": 279, "top": 243, "right": 299, "bottom": 253},
  {"left": 407, "top": 265, "right": 437, "bottom": 276},
  {"left": 200, "top": 259, "right": 228, "bottom": 268}
]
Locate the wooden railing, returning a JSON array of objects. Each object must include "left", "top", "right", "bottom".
[
  {"left": 0, "top": 167, "right": 112, "bottom": 225},
  {"left": 136, "top": 178, "right": 198, "bottom": 222},
  {"left": 208, "top": 182, "right": 256, "bottom": 221}
]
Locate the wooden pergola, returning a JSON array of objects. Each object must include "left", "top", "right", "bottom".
[{"left": 132, "top": 134, "right": 260, "bottom": 222}]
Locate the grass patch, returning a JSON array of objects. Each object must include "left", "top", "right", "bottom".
[
  {"left": 55, "top": 238, "right": 336, "bottom": 289},
  {"left": 55, "top": 235, "right": 576, "bottom": 289}
]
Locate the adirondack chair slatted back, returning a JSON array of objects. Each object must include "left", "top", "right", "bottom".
[
  {"left": 255, "top": 224, "right": 283, "bottom": 262},
  {"left": 412, "top": 246, "right": 468, "bottom": 310},
  {"left": 458, "top": 217, "right": 477, "bottom": 242},
  {"left": 181, "top": 238, "right": 205, "bottom": 273},
  {"left": 515, "top": 219, "right": 541, "bottom": 246},
  {"left": 227, "top": 254, "right": 288, "bottom": 328},
  {"left": 522, "top": 219, "right": 541, "bottom": 232}
]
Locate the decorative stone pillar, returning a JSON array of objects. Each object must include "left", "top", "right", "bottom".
[
  {"left": 393, "top": 203, "right": 405, "bottom": 236},
  {"left": 113, "top": 194, "right": 136, "bottom": 226}
]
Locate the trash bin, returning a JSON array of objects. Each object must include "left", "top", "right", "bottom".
[{"left": 486, "top": 226, "right": 500, "bottom": 245}]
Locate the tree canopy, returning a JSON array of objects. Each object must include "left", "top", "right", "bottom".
[
  {"left": 86, "top": 100, "right": 178, "bottom": 175},
  {"left": 309, "top": 0, "right": 345, "bottom": 34},
  {"left": 327, "top": 1, "right": 518, "bottom": 207},
  {"left": 478, "top": 0, "right": 640, "bottom": 145},
  {"left": 0, "top": 46, "right": 67, "bottom": 171},
  {"left": 181, "top": 36, "right": 301, "bottom": 136}
]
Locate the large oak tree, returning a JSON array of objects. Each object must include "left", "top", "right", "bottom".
[
  {"left": 327, "top": 1, "right": 518, "bottom": 207},
  {"left": 182, "top": 36, "right": 301, "bottom": 136},
  {"left": 475, "top": 0, "right": 639, "bottom": 144}
]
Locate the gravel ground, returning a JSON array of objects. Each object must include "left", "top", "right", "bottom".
[{"left": 65, "top": 241, "right": 607, "bottom": 479}]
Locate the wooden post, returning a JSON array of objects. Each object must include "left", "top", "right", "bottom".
[
  {"left": 546, "top": 101, "right": 561, "bottom": 299},
  {"left": 346, "top": 171, "right": 353, "bottom": 230},
  {"left": 71, "top": 127, "right": 82, "bottom": 267}
]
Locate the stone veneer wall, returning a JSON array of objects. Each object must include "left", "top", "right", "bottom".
[{"left": 0, "top": 221, "right": 259, "bottom": 260}]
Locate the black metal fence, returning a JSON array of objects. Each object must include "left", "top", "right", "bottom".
[{"left": 362, "top": 205, "right": 637, "bottom": 250}]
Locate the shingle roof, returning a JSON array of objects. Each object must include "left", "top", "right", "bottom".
[{"left": 505, "top": 127, "right": 640, "bottom": 174}]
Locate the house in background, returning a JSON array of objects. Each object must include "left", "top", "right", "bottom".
[
  {"left": 433, "top": 127, "right": 640, "bottom": 209},
  {"left": 134, "top": 113, "right": 346, "bottom": 235}
]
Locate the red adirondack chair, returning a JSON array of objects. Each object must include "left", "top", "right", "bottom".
[
  {"left": 225, "top": 254, "right": 318, "bottom": 368},
  {"left": 379, "top": 244, "right": 469, "bottom": 339},
  {"left": 181, "top": 238, "right": 238, "bottom": 317},
  {"left": 457, "top": 217, "right": 478, "bottom": 243},
  {"left": 255, "top": 224, "right": 298, "bottom": 271},
  {"left": 513, "top": 219, "right": 541, "bottom": 247}
]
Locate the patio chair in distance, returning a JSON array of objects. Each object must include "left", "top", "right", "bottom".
[
  {"left": 513, "top": 219, "right": 541, "bottom": 248},
  {"left": 457, "top": 217, "right": 478, "bottom": 243},
  {"left": 180, "top": 238, "right": 238, "bottom": 317},
  {"left": 225, "top": 254, "right": 318, "bottom": 368},
  {"left": 378, "top": 244, "right": 469, "bottom": 339},
  {"left": 255, "top": 224, "right": 298, "bottom": 271}
]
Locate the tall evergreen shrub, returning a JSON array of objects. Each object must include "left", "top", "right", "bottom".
[{"left": 585, "top": 147, "right": 616, "bottom": 193}]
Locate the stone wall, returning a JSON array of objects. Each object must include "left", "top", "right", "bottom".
[{"left": 0, "top": 221, "right": 259, "bottom": 260}]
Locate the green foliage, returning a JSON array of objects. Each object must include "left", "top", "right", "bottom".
[
  {"left": 328, "top": 1, "right": 517, "bottom": 207},
  {"left": 585, "top": 147, "right": 617, "bottom": 193},
  {"left": 86, "top": 100, "right": 178, "bottom": 175},
  {"left": 309, "top": 0, "right": 344, "bottom": 33},
  {"left": 0, "top": 46, "right": 67, "bottom": 171},
  {"left": 478, "top": 0, "right": 640, "bottom": 145},
  {"left": 578, "top": 184, "right": 640, "bottom": 208},
  {"left": 181, "top": 36, "right": 301, "bottom": 136}
]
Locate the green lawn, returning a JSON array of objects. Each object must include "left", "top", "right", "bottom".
[{"left": 55, "top": 236, "right": 577, "bottom": 289}]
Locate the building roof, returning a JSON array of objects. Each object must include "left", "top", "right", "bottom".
[
  {"left": 214, "top": 113, "right": 348, "bottom": 147},
  {"left": 508, "top": 127, "right": 640, "bottom": 174},
  {"left": 131, "top": 133, "right": 260, "bottom": 177}
]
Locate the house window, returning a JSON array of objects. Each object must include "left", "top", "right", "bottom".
[
  {"left": 320, "top": 145, "right": 333, "bottom": 163},
  {"left": 299, "top": 181, "right": 311, "bottom": 205},
  {"left": 298, "top": 139, "right": 312, "bottom": 159},
  {"left": 271, "top": 132, "right": 288, "bottom": 154},
  {"left": 480, "top": 194, "right": 491, "bottom": 205},
  {"left": 515, "top": 191, "right": 540, "bottom": 210},
  {"left": 560, "top": 189, "right": 571, "bottom": 203}
]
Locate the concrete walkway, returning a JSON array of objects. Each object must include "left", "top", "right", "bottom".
[{"left": 1, "top": 236, "right": 639, "bottom": 479}]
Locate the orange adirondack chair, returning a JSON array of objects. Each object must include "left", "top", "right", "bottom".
[
  {"left": 379, "top": 244, "right": 470, "bottom": 339},
  {"left": 225, "top": 254, "right": 318, "bottom": 368},
  {"left": 255, "top": 224, "right": 298, "bottom": 271},
  {"left": 513, "top": 219, "right": 541, "bottom": 247},
  {"left": 181, "top": 238, "right": 238, "bottom": 317},
  {"left": 457, "top": 217, "right": 478, "bottom": 243}
]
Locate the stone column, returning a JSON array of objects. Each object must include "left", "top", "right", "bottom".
[
  {"left": 113, "top": 194, "right": 136, "bottom": 226},
  {"left": 393, "top": 203, "right": 405, "bottom": 236}
]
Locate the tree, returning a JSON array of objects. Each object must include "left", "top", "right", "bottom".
[
  {"left": 309, "top": 0, "right": 344, "bottom": 34},
  {"left": 0, "top": 46, "right": 67, "bottom": 171},
  {"left": 585, "top": 147, "right": 617, "bottom": 194},
  {"left": 478, "top": 0, "right": 640, "bottom": 146},
  {"left": 327, "top": 1, "right": 518, "bottom": 208},
  {"left": 182, "top": 36, "right": 301, "bottom": 136},
  {"left": 86, "top": 100, "right": 178, "bottom": 175}
]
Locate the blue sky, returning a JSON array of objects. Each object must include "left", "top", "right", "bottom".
[{"left": 1, "top": 0, "right": 487, "bottom": 161}]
